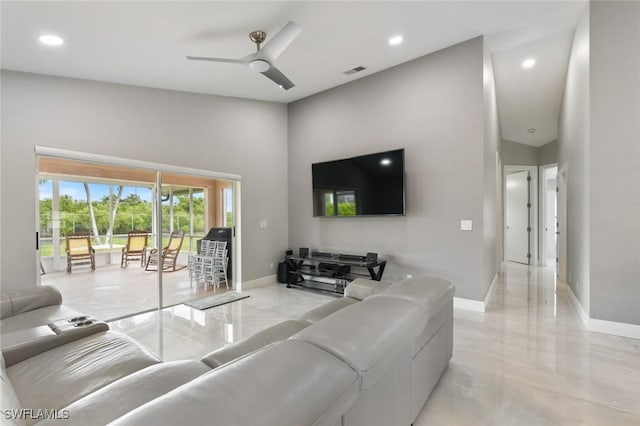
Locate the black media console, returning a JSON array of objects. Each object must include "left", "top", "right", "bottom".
[{"left": 284, "top": 250, "right": 386, "bottom": 295}]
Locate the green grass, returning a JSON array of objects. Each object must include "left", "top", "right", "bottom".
[{"left": 39, "top": 234, "right": 203, "bottom": 257}]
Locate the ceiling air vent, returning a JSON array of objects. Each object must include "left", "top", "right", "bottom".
[{"left": 344, "top": 66, "right": 367, "bottom": 75}]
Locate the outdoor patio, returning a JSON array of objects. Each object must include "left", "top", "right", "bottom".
[{"left": 41, "top": 263, "right": 227, "bottom": 321}]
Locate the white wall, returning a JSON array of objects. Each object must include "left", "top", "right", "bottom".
[
  {"left": 288, "top": 37, "right": 497, "bottom": 301},
  {"left": 589, "top": 1, "right": 640, "bottom": 325},
  {"left": 0, "top": 71, "right": 288, "bottom": 290},
  {"left": 557, "top": 9, "right": 590, "bottom": 313}
]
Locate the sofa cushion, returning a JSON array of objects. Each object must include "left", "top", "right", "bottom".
[
  {"left": 37, "top": 360, "right": 210, "bottom": 426},
  {"left": 0, "top": 305, "right": 80, "bottom": 334},
  {"left": 201, "top": 320, "right": 309, "bottom": 368},
  {"left": 1, "top": 354, "right": 25, "bottom": 426},
  {"left": 7, "top": 331, "right": 159, "bottom": 421},
  {"left": 343, "top": 278, "right": 391, "bottom": 301},
  {"left": 293, "top": 296, "right": 422, "bottom": 389},
  {"left": 298, "top": 297, "right": 357, "bottom": 324},
  {"left": 111, "top": 340, "right": 360, "bottom": 426},
  {"left": 1, "top": 287, "right": 62, "bottom": 320}
]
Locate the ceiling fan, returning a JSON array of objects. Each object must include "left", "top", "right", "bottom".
[{"left": 186, "top": 21, "right": 302, "bottom": 90}]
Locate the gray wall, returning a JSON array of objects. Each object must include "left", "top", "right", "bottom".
[
  {"left": 483, "top": 41, "right": 501, "bottom": 291},
  {"left": 288, "top": 37, "right": 497, "bottom": 301},
  {"left": 0, "top": 71, "right": 288, "bottom": 290},
  {"left": 589, "top": 1, "right": 640, "bottom": 325},
  {"left": 502, "top": 139, "right": 557, "bottom": 166},
  {"left": 538, "top": 140, "right": 558, "bottom": 165},
  {"left": 558, "top": 8, "right": 591, "bottom": 313},
  {"left": 502, "top": 140, "right": 539, "bottom": 166}
]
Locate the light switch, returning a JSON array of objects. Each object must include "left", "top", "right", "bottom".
[
  {"left": 259, "top": 220, "right": 268, "bottom": 229},
  {"left": 460, "top": 220, "right": 473, "bottom": 231}
]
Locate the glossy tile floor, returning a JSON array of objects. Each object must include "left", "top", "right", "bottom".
[
  {"left": 416, "top": 262, "right": 640, "bottom": 425},
  {"left": 42, "top": 264, "right": 225, "bottom": 321},
  {"left": 109, "top": 283, "right": 336, "bottom": 361},
  {"left": 109, "top": 262, "right": 640, "bottom": 424}
]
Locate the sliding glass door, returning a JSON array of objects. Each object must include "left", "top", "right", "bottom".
[{"left": 36, "top": 149, "right": 240, "bottom": 321}]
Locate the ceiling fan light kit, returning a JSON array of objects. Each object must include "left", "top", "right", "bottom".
[
  {"left": 249, "top": 59, "right": 270, "bottom": 73},
  {"left": 187, "top": 21, "right": 301, "bottom": 90}
]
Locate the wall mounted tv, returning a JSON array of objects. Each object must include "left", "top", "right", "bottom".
[{"left": 312, "top": 149, "right": 405, "bottom": 217}]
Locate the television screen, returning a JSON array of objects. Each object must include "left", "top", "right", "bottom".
[{"left": 312, "top": 149, "right": 405, "bottom": 217}]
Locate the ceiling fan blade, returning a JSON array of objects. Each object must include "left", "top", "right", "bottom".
[
  {"left": 186, "top": 56, "right": 247, "bottom": 64},
  {"left": 257, "top": 21, "right": 302, "bottom": 61},
  {"left": 261, "top": 66, "right": 295, "bottom": 90}
]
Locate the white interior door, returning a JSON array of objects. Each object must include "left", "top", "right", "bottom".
[
  {"left": 544, "top": 177, "right": 557, "bottom": 261},
  {"left": 505, "top": 171, "right": 530, "bottom": 264}
]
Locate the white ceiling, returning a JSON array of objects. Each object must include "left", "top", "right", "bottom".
[{"left": 1, "top": 1, "right": 587, "bottom": 146}]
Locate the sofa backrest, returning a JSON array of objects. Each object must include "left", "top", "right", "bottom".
[
  {"left": 292, "top": 294, "right": 422, "bottom": 426},
  {"left": 1, "top": 287, "right": 62, "bottom": 320},
  {"left": 111, "top": 340, "right": 360, "bottom": 426}
]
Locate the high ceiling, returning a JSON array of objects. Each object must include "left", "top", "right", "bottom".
[{"left": 1, "top": 1, "right": 587, "bottom": 146}]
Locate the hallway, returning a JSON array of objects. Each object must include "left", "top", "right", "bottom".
[{"left": 416, "top": 262, "right": 640, "bottom": 424}]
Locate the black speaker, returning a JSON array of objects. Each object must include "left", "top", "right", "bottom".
[
  {"left": 366, "top": 252, "right": 378, "bottom": 264},
  {"left": 299, "top": 247, "right": 309, "bottom": 258},
  {"left": 277, "top": 261, "right": 289, "bottom": 283},
  {"left": 285, "top": 249, "right": 293, "bottom": 256}
]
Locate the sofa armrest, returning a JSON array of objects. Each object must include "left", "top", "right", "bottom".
[{"left": 0, "top": 286, "right": 63, "bottom": 320}]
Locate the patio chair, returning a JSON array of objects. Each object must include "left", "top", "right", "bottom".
[
  {"left": 145, "top": 231, "right": 184, "bottom": 271},
  {"left": 65, "top": 233, "right": 95, "bottom": 273},
  {"left": 120, "top": 230, "right": 148, "bottom": 268}
]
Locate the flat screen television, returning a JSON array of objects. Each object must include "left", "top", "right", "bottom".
[{"left": 312, "top": 149, "right": 405, "bottom": 217}]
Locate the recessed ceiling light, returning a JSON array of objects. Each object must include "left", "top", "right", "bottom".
[
  {"left": 388, "top": 35, "right": 403, "bottom": 46},
  {"left": 38, "top": 34, "right": 64, "bottom": 46},
  {"left": 380, "top": 158, "right": 392, "bottom": 166},
  {"left": 522, "top": 58, "right": 536, "bottom": 69},
  {"left": 527, "top": 128, "right": 536, "bottom": 133}
]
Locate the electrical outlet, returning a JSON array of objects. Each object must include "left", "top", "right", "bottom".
[
  {"left": 460, "top": 220, "right": 473, "bottom": 231},
  {"left": 269, "top": 262, "right": 274, "bottom": 270},
  {"left": 406, "top": 274, "right": 413, "bottom": 279},
  {"left": 259, "top": 220, "right": 268, "bottom": 229}
]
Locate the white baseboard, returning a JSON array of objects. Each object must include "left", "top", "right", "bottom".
[
  {"left": 565, "top": 282, "right": 640, "bottom": 340},
  {"left": 453, "top": 275, "right": 497, "bottom": 313},
  {"left": 483, "top": 274, "right": 498, "bottom": 308},
  {"left": 240, "top": 274, "right": 276, "bottom": 291},
  {"left": 565, "top": 282, "right": 589, "bottom": 328},
  {"left": 453, "top": 297, "right": 485, "bottom": 312},
  {"left": 589, "top": 318, "right": 640, "bottom": 340}
]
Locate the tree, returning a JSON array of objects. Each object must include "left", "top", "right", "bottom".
[
  {"left": 84, "top": 183, "right": 101, "bottom": 244},
  {"left": 103, "top": 185, "right": 124, "bottom": 244}
]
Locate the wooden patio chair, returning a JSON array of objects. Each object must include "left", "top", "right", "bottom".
[
  {"left": 120, "top": 230, "right": 148, "bottom": 268},
  {"left": 145, "top": 231, "right": 184, "bottom": 271},
  {"left": 65, "top": 233, "right": 95, "bottom": 273}
]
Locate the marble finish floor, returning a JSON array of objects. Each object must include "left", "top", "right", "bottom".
[
  {"left": 42, "top": 264, "right": 225, "bottom": 321},
  {"left": 108, "top": 262, "right": 640, "bottom": 424}
]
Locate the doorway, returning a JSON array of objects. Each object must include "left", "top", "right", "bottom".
[
  {"left": 539, "top": 164, "right": 558, "bottom": 268},
  {"left": 504, "top": 165, "right": 538, "bottom": 265}
]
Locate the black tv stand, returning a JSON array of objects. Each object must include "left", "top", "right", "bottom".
[{"left": 285, "top": 250, "right": 386, "bottom": 295}]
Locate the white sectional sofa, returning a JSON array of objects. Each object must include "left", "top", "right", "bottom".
[{"left": 1, "top": 276, "right": 454, "bottom": 426}]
